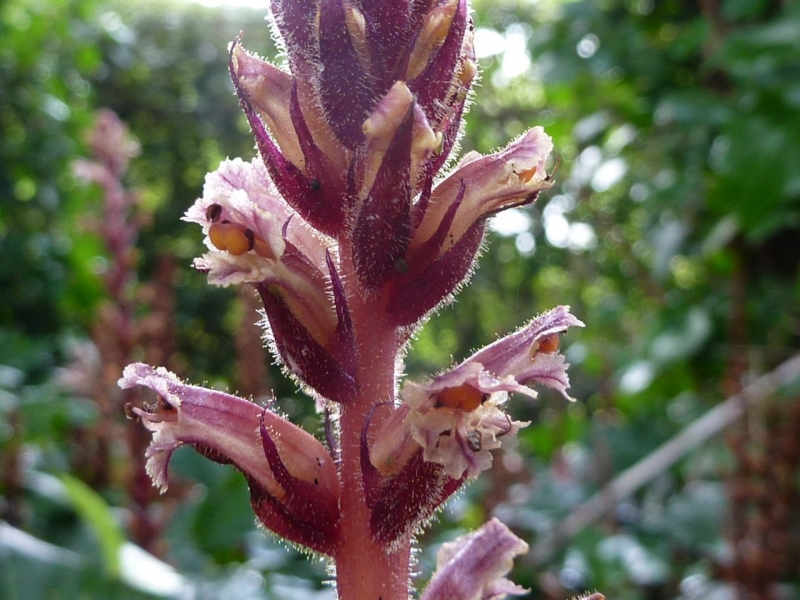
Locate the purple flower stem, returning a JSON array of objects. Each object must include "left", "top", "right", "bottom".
[{"left": 334, "top": 247, "right": 411, "bottom": 600}]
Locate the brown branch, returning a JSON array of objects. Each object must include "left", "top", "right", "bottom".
[{"left": 529, "top": 353, "right": 800, "bottom": 565}]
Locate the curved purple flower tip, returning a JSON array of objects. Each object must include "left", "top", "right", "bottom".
[
  {"left": 118, "top": 363, "right": 341, "bottom": 554},
  {"left": 421, "top": 518, "right": 529, "bottom": 600},
  {"left": 467, "top": 305, "right": 585, "bottom": 400}
]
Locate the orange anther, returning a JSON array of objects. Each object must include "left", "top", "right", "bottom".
[
  {"left": 436, "top": 383, "right": 487, "bottom": 412},
  {"left": 538, "top": 333, "right": 560, "bottom": 353},
  {"left": 530, "top": 333, "right": 560, "bottom": 359},
  {"left": 208, "top": 222, "right": 229, "bottom": 251},
  {"left": 225, "top": 226, "right": 253, "bottom": 255},
  {"left": 208, "top": 222, "right": 252, "bottom": 256}
]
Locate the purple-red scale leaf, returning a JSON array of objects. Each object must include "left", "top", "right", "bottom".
[
  {"left": 326, "top": 251, "right": 358, "bottom": 373},
  {"left": 408, "top": 0, "right": 469, "bottom": 124},
  {"left": 258, "top": 413, "right": 340, "bottom": 536},
  {"left": 247, "top": 475, "right": 336, "bottom": 555},
  {"left": 256, "top": 284, "right": 357, "bottom": 403},
  {"left": 387, "top": 220, "right": 485, "bottom": 326},
  {"left": 318, "top": 0, "right": 378, "bottom": 150},
  {"left": 369, "top": 452, "right": 463, "bottom": 548},
  {"left": 353, "top": 105, "right": 414, "bottom": 291}
]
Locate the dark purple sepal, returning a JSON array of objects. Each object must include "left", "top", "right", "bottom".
[
  {"left": 270, "top": 0, "right": 320, "bottom": 69},
  {"left": 247, "top": 475, "right": 336, "bottom": 555},
  {"left": 361, "top": 0, "right": 413, "bottom": 85},
  {"left": 255, "top": 413, "right": 339, "bottom": 551},
  {"left": 353, "top": 106, "right": 414, "bottom": 291},
  {"left": 408, "top": 0, "right": 469, "bottom": 123},
  {"left": 368, "top": 451, "right": 465, "bottom": 549},
  {"left": 229, "top": 49, "right": 345, "bottom": 238},
  {"left": 318, "top": 0, "right": 377, "bottom": 150},
  {"left": 289, "top": 82, "right": 349, "bottom": 230},
  {"left": 190, "top": 442, "right": 335, "bottom": 554},
  {"left": 256, "top": 284, "right": 357, "bottom": 403},
  {"left": 326, "top": 251, "right": 358, "bottom": 373},
  {"left": 409, "top": 171, "right": 434, "bottom": 232},
  {"left": 429, "top": 91, "right": 467, "bottom": 175},
  {"left": 360, "top": 404, "right": 463, "bottom": 549},
  {"left": 387, "top": 220, "right": 485, "bottom": 326}
]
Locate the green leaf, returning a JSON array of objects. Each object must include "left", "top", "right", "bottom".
[{"left": 58, "top": 473, "right": 125, "bottom": 577}]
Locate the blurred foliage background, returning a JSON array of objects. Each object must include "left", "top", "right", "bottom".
[{"left": 1, "top": 0, "right": 799, "bottom": 598}]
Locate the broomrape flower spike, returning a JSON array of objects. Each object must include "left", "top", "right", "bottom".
[{"left": 121, "top": 1, "right": 586, "bottom": 599}]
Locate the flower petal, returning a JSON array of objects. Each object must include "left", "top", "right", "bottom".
[
  {"left": 119, "top": 363, "right": 341, "bottom": 553},
  {"left": 118, "top": 364, "right": 338, "bottom": 496},
  {"left": 467, "top": 305, "right": 585, "bottom": 399},
  {"left": 413, "top": 127, "right": 554, "bottom": 253},
  {"left": 401, "top": 365, "right": 530, "bottom": 480},
  {"left": 185, "top": 154, "right": 292, "bottom": 231},
  {"left": 421, "top": 518, "right": 529, "bottom": 600}
]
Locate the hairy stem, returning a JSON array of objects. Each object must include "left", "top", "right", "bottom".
[{"left": 334, "top": 248, "right": 411, "bottom": 600}]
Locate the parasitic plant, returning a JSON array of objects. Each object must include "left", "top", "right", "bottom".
[{"left": 120, "top": 1, "right": 585, "bottom": 598}]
